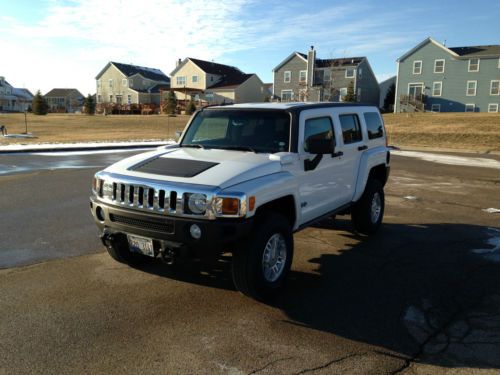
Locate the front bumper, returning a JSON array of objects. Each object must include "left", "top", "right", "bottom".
[{"left": 90, "top": 196, "right": 253, "bottom": 250}]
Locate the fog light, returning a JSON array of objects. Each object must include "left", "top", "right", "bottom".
[
  {"left": 189, "top": 224, "right": 202, "bottom": 239},
  {"left": 96, "top": 206, "right": 105, "bottom": 222}
]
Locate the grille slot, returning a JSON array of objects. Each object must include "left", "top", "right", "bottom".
[{"left": 109, "top": 213, "right": 174, "bottom": 233}]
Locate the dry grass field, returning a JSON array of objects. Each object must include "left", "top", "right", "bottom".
[{"left": 1, "top": 112, "right": 499, "bottom": 152}]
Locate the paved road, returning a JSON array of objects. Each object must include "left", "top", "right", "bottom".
[{"left": 1, "top": 150, "right": 499, "bottom": 374}]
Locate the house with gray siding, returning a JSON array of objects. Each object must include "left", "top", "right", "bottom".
[
  {"left": 44, "top": 88, "right": 84, "bottom": 113},
  {"left": 395, "top": 37, "right": 500, "bottom": 113},
  {"left": 272, "top": 46, "right": 380, "bottom": 106},
  {"left": 0, "top": 76, "right": 33, "bottom": 112}
]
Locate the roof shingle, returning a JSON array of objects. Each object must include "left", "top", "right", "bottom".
[{"left": 110, "top": 62, "right": 170, "bottom": 82}]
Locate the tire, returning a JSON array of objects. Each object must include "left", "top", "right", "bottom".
[
  {"left": 351, "top": 179, "right": 385, "bottom": 235},
  {"left": 105, "top": 233, "right": 147, "bottom": 265},
  {"left": 232, "top": 213, "right": 293, "bottom": 300}
]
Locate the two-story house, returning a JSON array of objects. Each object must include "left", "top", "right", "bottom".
[
  {"left": 169, "top": 58, "right": 266, "bottom": 105},
  {"left": 44, "top": 88, "right": 84, "bottom": 113},
  {"left": 395, "top": 37, "right": 500, "bottom": 113},
  {"left": 95, "top": 62, "right": 170, "bottom": 108},
  {"left": 0, "top": 77, "right": 33, "bottom": 112},
  {"left": 272, "top": 46, "right": 380, "bottom": 106}
]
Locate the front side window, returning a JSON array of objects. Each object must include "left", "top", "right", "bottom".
[
  {"left": 303, "top": 117, "right": 334, "bottom": 152},
  {"left": 182, "top": 110, "right": 290, "bottom": 154},
  {"left": 467, "top": 81, "right": 477, "bottom": 96},
  {"left": 363, "top": 112, "right": 384, "bottom": 139},
  {"left": 176, "top": 76, "right": 186, "bottom": 86},
  {"left": 284, "top": 71, "right": 291, "bottom": 83},
  {"left": 431, "top": 104, "right": 441, "bottom": 112},
  {"left": 465, "top": 103, "right": 475, "bottom": 112},
  {"left": 432, "top": 81, "right": 442, "bottom": 96},
  {"left": 490, "top": 80, "right": 500, "bottom": 95},
  {"left": 299, "top": 70, "right": 307, "bottom": 83},
  {"left": 345, "top": 68, "right": 355, "bottom": 78},
  {"left": 434, "top": 59, "right": 445, "bottom": 73},
  {"left": 413, "top": 61, "right": 422, "bottom": 74},
  {"left": 281, "top": 90, "right": 293, "bottom": 101},
  {"left": 468, "top": 58, "right": 480, "bottom": 72},
  {"left": 339, "top": 114, "right": 362, "bottom": 144}
]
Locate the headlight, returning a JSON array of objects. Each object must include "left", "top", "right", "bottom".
[{"left": 187, "top": 193, "right": 207, "bottom": 214}]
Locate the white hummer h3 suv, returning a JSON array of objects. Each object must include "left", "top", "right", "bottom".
[{"left": 90, "top": 102, "right": 390, "bottom": 299}]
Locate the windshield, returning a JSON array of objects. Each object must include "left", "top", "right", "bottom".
[{"left": 181, "top": 109, "right": 290, "bottom": 153}]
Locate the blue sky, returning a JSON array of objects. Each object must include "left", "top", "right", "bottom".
[{"left": 1, "top": 0, "right": 499, "bottom": 95}]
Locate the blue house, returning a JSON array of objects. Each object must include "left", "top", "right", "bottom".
[{"left": 395, "top": 37, "right": 500, "bottom": 113}]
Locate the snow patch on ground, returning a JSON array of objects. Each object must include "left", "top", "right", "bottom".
[
  {"left": 393, "top": 150, "right": 500, "bottom": 170},
  {"left": 404, "top": 196, "right": 418, "bottom": 200},
  {"left": 483, "top": 208, "right": 500, "bottom": 214}
]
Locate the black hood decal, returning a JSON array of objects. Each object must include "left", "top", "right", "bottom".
[{"left": 129, "top": 157, "right": 219, "bottom": 177}]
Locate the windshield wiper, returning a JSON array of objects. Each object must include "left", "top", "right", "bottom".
[
  {"left": 215, "top": 145, "right": 256, "bottom": 153},
  {"left": 182, "top": 144, "right": 206, "bottom": 149}
]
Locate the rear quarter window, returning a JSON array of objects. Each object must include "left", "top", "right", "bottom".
[{"left": 363, "top": 112, "right": 384, "bottom": 140}]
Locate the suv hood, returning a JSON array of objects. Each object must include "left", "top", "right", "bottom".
[{"left": 104, "top": 147, "right": 284, "bottom": 190}]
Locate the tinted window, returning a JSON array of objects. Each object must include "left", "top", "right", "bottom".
[
  {"left": 339, "top": 114, "right": 362, "bottom": 144},
  {"left": 304, "top": 117, "right": 334, "bottom": 152},
  {"left": 363, "top": 112, "right": 384, "bottom": 139}
]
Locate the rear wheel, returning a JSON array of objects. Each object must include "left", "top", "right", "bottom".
[
  {"left": 232, "top": 213, "right": 293, "bottom": 300},
  {"left": 351, "top": 179, "right": 385, "bottom": 235}
]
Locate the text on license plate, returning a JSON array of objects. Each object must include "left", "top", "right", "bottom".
[{"left": 127, "top": 234, "right": 155, "bottom": 257}]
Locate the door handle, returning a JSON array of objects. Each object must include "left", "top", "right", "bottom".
[
  {"left": 332, "top": 151, "right": 343, "bottom": 157},
  {"left": 357, "top": 145, "right": 368, "bottom": 151}
]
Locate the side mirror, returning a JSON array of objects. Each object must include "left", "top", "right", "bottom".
[
  {"left": 174, "top": 130, "right": 182, "bottom": 142},
  {"left": 305, "top": 137, "right": 334, "bottom": 154}
]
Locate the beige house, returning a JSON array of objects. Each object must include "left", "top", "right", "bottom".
[
  {"left": 170, "top": 58, "right": 266, "bottom": 105},
  {"left": 95, "top": 62, "right": 170, "bottom": 109},
  {"left": 44, "top": 88, "right": 84, "bottom": 113}
]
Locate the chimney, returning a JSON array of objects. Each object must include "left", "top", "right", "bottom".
[
  {"left": 176, "top": 58, "right": 182, "bottom": 67},
  {"left": 0, "top": 76, "right": 4, "bottom": 85},
  {"left": 307, "top": 46, "right": 316, "bottom": 87}
]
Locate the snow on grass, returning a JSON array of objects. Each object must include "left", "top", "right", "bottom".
[{"left": 393, "top": 150, "right": 500, "bottom": 170}]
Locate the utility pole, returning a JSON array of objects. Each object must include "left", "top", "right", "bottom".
[{"left": 24, "top": 110, "right": 28, "bottom": 134}]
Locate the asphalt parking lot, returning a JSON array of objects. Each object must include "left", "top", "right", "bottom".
[{"left": 1, "top": 151, "right": 499, "bottom": 374}]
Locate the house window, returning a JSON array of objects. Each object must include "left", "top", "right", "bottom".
[
  {"left": 127, "top": 95, "right": 131, "bottom": 104},
  {"left": 299, "top": 70, "right": 307, "bottom": 83},
  {"left": 192, "top": 75, "right": 198, "bottom": 83},
  {"left": 345, "top": 68, "right": 355, "bottom": 78},
  {"left": 357, "top": 88, "right": 361, "bottom": 99},
  {"left": 413, "top": 61, "right": 422, "bottom": 74},
  {"left": 466, "top": 81, "right": 477, "bottom": 96},
  {"left": 339, "top": 87, "right": 347, "bottom": 101},
  {"left": 97, "top": 94, "right": 102, "bottom": 103},
  {"left": 432, "top": 82, "right": 442, "bottom": 97},
  {"left": 284, "top": 71, "right": 291, "bottom": 83},
  {"left": 108, "top": 79, "right": 113, "bottom": 88},
  {"left": 323, "top": 70, "right": 331, "bottom": 82},
  {"left": 431, "top": 104, "right": 441, "bottom": 112},
  {"left": 122, "top": 79, "right": 128, "bottom": 87},
  {"left": 465, "top": 103, "right": 475, "bottom": 112},
  {"left": 468, "top": 58, "right": 480, "bottom": 72},
  {"left": 281, "top": 90, "right": 293, "bottom": 101},
  {"left": 116, "top": 95, "right": 122, "bottom": 104},
  {"left": 109, "top": 95, "right": 113, "bottom": 102},
  {"left": 434, "top": 59, "right": 445, "bottom": 73},
  {"left": 358, "top": 67, "right": 363, "bottom": 78},
  {"left": 97, "top": 80, "right": 101, "bottom": 88},
  {"left": 490, "top": 80, "right": 500, "bottom": 95},
  {"left": 176, "top": 76, "right": 186, "bottom": 86},
  {"left": 339, "top": 114, "right": 362, "bottom": 144},
  {"left": 488, "top": 103, "right": 499, "bottom": 113}
]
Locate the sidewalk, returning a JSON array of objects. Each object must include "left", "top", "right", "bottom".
[{"left": 0, "top": 140, "right": 173, "bottom": 153}]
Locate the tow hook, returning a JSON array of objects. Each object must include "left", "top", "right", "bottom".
[
  {"left": 100, "top": 231, "right": 115, "bottom": 248},
  {"left": 161, "top": 248, "right": 178, "bottom": 265}
]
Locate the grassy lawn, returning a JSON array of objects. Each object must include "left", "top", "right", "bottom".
[{"left": 1, "top": 112, "right": 499, "bottom": 152}]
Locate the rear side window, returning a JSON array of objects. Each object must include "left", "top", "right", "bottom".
[
  {"left": 304, "top": 117, "right": 334, "bottom": 152},
  {"left": 363, "top": 112, "right": 384, "bottom": 139},
  {"left": 339, "top": 114, "right": 362, "bottom": 144}
]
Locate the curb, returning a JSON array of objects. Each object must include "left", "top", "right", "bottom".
[{"left": 0, "top": 142, "right": 170, "bottom": 154}]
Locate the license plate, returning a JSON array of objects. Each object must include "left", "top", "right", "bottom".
[{"left": 127, "top": 234, "right": 155, "bottom": 257}]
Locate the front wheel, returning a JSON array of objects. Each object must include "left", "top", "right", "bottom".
[
  {"left": 232, "top": 213, "right": 293, "bottom": 300},
  {"left": 351, "top": 179, "right": 385, "bottom": 235}
]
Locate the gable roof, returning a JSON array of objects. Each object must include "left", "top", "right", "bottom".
[
  {"left": 12, "top": 88, "right": 34, "bottom": 99},
  {"left": 448, "top": 45, "right": 500, "bottom": 57},
  {"left": 273, "top": 51, "right": 364, "bottom": 71},
  {"left": 397, "top": 37, "right": 459, "bottom": 62},
  {"left": 44, "top": 88, "right": 84, "bottom": 98},
  {"left": 209, "top": 73, "right": 255, "bottom": 90},
  {"left": 170, "top": 57, "right": 246, "bottom": 78},
  {"left": 96, "top": 62, "right": 170, "bottom": 82},
  {"left": 132, "top": 84, "right": 170, "bottom": 93},
  {"left": 272, "top": 52, "right": 308, "bottom": 72}
]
